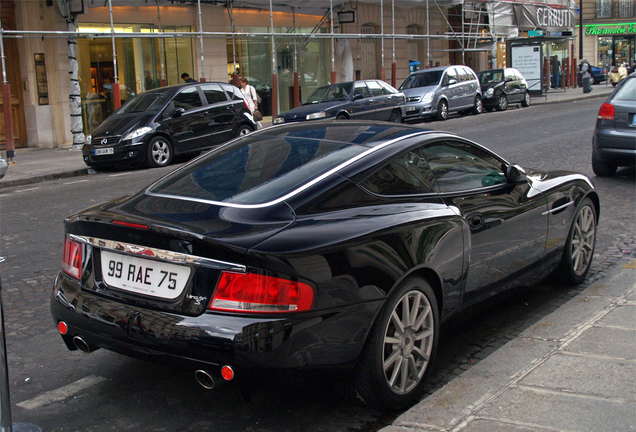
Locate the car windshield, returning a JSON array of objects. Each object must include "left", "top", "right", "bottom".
[
  {"left": 399, "top": 71, "right": 442, "bottom": 89},
  {"left": 477, "top": 71, "right": 503, "bottom": 85},
  {"left": 303, "top": 83, "right": 353, "bottom": 104},
  {"left": 613, "top": 77, "right": 636, "bottom": 101},
  {"left": 117, "top": 91, "right": 171, "bottom": 114},
  {"left": 148, "top": 134, "right": 367, "bottom": 205}
]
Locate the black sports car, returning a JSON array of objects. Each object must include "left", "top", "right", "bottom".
[{"left": 52, "top": 122, "right": 598, "bottom": 409}]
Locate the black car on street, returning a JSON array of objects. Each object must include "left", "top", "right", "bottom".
[
  {"left": 477, "top": 68, "right": 531, "bottom": 111},
  {"left": 273, "top": 80, "right": 406, "bottom": 124},
  {"left": 83, "top": 82, "right": 256, "bottom": 169},
  {"left": 54, "top": 122, "right": 598, "bottom": 409}
]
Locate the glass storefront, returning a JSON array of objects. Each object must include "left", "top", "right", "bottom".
[
  {"left": 77, "top": 24, "right": 194, "bottom": 134},
  {"left": 597, "top": 35, "right": 634, "bottom": 68}
]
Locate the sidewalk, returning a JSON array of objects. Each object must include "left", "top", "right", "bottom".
[
  {"left": 0, "top": 85, "right": 615, "bottom": 189},
  {"left": 379, "top": 259, "right": 636, "bottom": 432}
]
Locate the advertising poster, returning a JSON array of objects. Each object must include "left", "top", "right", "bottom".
[{"left": 511, "top": 45, "right": 543, "bottom": 92}]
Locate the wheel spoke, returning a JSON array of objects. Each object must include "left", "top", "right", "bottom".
[
  {"left": 412, "top": 305, "right": 430, "bottom": 331},
  {"left": 387, "top": 355, "right": 403, "bottom": 387},
  {"left": 399, "top": 355, "right": 409, "bottom": 391},
  {"left": 409, "top": 294, "right": 421, "bottom": 327},
  {"left": 414, "top": 327, "right": 434, "bottom": 341},
  {"left": 391, "top": 310, "right": 405, "bottom": 334},
  {"left": 384, "top": 348, "right": 402, "bottom": 372}
]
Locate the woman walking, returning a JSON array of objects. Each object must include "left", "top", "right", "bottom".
[{"left": 239, "top": 77, "right": 262, "bottom": 129}]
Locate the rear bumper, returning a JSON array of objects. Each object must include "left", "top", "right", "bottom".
[
  {"left": 51, "top": 271, "right": 377, "bottom": 372},
  {"left": 593, "top": 129, "right": 636, "bottom": 167}
]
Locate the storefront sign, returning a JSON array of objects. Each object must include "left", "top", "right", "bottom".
[
  {"left": 488, "top": 1, "right": 576, "bottom": 36},
  {"left": 585, "top": 24, "right": 636, "bottom": 36}
]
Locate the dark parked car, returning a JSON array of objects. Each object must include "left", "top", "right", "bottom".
[
  {"left": 53, "top": 122, "right": 599, "bottom": 409},
  {"left": 477, "top": 67, "right": 531, "bottom": 111},
  {"left": 592, "top": 72, "right": 636, "bottom": 176},
  {"left": 399, "top": 65, "right": 483, "bottom": 121},
  {"left": 589, "top": 65, "right": 607, "bottom": 85},
  {"left": 83, "top": 82, "right": 256, "bottom": 169},
  {"left": 273, "top": 80, "right": 406, "bottom": 124}
]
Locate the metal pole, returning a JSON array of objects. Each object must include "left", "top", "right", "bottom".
[
  {"left": 426, "top": 0, "right": 430, "bottom": 67},
  {"left": 270, "top": 0, "right": 278, "bottom": 117},
  {"left": 293, "top": 7, "right": 299, "bottom": 108},
  {"left": 330, "top": 0, "right": 336, "bottom": 84},
  {"left": 197, "top": 0, "right": 205, "bottom": 81},
  {"left": 156, "top": 1, "right": 166, "bottom": 86},
  {"left": 0, "top": 16, "right": 14, "bottom": 161},
  {"left": 578, "top": 0, "right": 583, "bottom": 62},
  {"left": 380, "top": 0, "right": 385, "bottom": 80},
  {"left": 229, "top": 2, "right": 238, "bottom": 87},
  {"left": 391, "top": 0, "right": 396, "bottom": 87},
  {"left": 108, "top": 0, "right": 120, "bottom": 109}
]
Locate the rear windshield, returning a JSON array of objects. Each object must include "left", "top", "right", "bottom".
[
  {"left": 148, "top": 135, "right": 367, "bottom": 205},
  {"left": 117, "top": 91, "right": 171, "bottom": 114},
  {"left": 477, "top": 70, "right": 503, "bottom": 85},
  {"left": 614, "top": 77, "right": 636, "bottom": 101},
  {"left": 399, "top": 71, "right": 443, "bottom": 90}
]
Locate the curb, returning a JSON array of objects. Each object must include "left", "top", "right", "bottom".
[
  {"left": 0, "top": 168, "right": 89, "bottom": 189},
  {"left": 535, "top": 89, "right": 611, "bottom": 105}
]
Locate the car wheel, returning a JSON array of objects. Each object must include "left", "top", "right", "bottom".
[
  {"left": 590, "top": 76, "right": 597, "bottom": 85},
  {"left": 353, "top": 277, "right": 439, "bottom": 409},
  {"left": 336, "top": 113, "right": 348, "bottom": 120},
  {"left": 389, "top": 109, "right": 402, "bottom": 123},
  {"left": 521, "top": 91, "right": 531, "bottom": 107},
  {"left": 556, "top": 198, "right": 596, "bottom": 285},
  {"left": 235, "top": 124, "right": 252, "bottom": 137},
  {"left": 147, "top": 136, "right": 173, "bottom": 168},
  {"left": 495, "top": 94, "right": 508, "bottom": 111},
  {"left": 471, "top": 95, "right": 483, "bottom": 114},
  {"left": 592, "top": 157, "right": 617, "bottom": 177},
  {"left": 435, "top": 100, "right": 448, "bottom": 121}
]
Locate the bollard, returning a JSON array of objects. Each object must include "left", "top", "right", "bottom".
[{"left": 0, "top": 265, "right": 42, "bottom": 432}]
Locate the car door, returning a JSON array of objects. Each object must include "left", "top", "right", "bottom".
[
  {"left": 199, "top": 83, "right": 236, "bottom": 148},
  {"left": 162, "top": 86, "right": 208, "bottom": 153},
  {"left": 349, "top": 81, "right": 376, "bottom": 120},
  {"left": 443, "top": 67, "right": 463, "bottom": 111},
  {"left": 504, "top": 68, "right": 521, "bottom": 103},
  {"left": 365, "top": 80, "right": 390, "bottom": 120},
  {"left": 418, "top": 139, "right": 548, "bottom": 303},
  {"left": 514, "top": 69, "right": 528, "bottom": 102}
]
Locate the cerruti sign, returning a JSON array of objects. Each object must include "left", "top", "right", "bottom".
[{"left": 585, "top": 23, "right": 636, "bottom": 36}]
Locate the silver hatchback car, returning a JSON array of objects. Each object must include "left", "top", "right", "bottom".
[{"left": 399, "top": 65, "right": 483, "bottom": 121}]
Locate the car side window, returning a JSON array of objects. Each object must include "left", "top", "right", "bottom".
[
  {"left": 504, "top": 69, "right": 516, "bottom": 81},
  {"left": 367, "top": 81, "right": 385, "bottom": 97},
  {"left": 418, "top": 140, "right": 507, "bottom": 193},
  {"left": 446, "top": 68, "right": 458, "bottom": 84},
  {"left": 354, "top": 82, "right": 371, "bottom": 98},
  {"left": 458, "top": 67, "right": 470, "bottom": 82},
  {"left": 200, "top": 84, "right": 228, "bottom": 105},
  {"left": 361, "top": 150, "right": 435, "bottom": 195},
  {"left": 220, "top": 83, "right": 243, "bottom": 101},
  {"left": 514, "top": 70, "right": 525, "bottom": 81},
  {"left": 379, "top": 81, "right": 397, "bottom": 94},
  {"left": 172, "top": 87, "right": 203, "bottom": 111}
]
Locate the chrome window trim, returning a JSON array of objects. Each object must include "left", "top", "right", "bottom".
[
  {"left": 144, "top": 132, "right": 430, "bottom": 209},
  {"left": 68, "top": 234, "right": 246, "bottom": 272}
]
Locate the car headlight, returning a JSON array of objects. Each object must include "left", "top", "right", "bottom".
[
  {"left": 274, "top": 117, "right": 285, "bottom": 124},
  {"left": 486, "top": 88, "right": 494, "bottom": 97},
  {"left": 123, "top": 126, "right": 153, "bottom": 141},
  {"left": 85, "top": 135, "right": 92, "bottom": 145},
  {"left": 422, "top": 93, "right": 434, "bottom": 102},
  {"left": 306, "top": 111, "right": 327, "bottom": 120}
]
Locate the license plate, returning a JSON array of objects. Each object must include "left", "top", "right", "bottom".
[
  {"left": 95, "top": 148, "right": 114, "bottom": 156},
  {"left": 407, "top": 106, "right": 417, "bottom": 112},
  {"left": 101, "top": 250, "right": 191, "bottom": 299}
]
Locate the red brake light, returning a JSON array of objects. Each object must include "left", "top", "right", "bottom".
[
  {"left": 597, "top": 103, "right": 615, "bottom": 120},
  {"left": 112, "top": 220, "right": 148, "bottom": 230},
  {"left": 209, "top": 272, "right": 314, "bottom": 313},
  {"left": 62, "top": 237, "right": 82, "bottom": 279}
]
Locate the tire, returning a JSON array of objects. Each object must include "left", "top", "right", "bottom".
[
  {"left": 435, "top": 100, "right": 448, "bottom": 121},
  {"left": 389, "top": 109, "right": 402, "bottom": 123},
  {"left": 471, "top": 95, "right": 483, "bottom": 115},
  {"left": 495, "top": 94, "right": 508, "bottom": 111},
  {"left": 556, "top": 198, "right": 596, "bottom": 285},
  {"left": 353, "top": 277, "right": 439, "bottom": 410},
  {"left": 235, "top": 124, "right": 252, "bottom": 137},
  {"left": 521, "top": 91, "right": 531, "bottom": 107},
  {"left": 147, "top": 136, "right": 173, "bottom": 168},
  {"left": 592, "top": 157, "right": 617, "bottom": 177},
  {"left": 590, "top": 76, "right": 597, "bottom": 85},
  {"left": 336, "top": 113, "right": 348, "bottom": 120}
]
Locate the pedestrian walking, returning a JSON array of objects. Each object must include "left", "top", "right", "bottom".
[
  {"left": 181, "top": 73, "right": 197, "bottom": 83},
  {"left": 581, "top": 59, "right": 592, "bottom": 93},
  {"left": 551, "top": 55, "right": 561, "bottom": 88},
  {"left": 239, "top": 77, "right": 262, "bottom": 129}
]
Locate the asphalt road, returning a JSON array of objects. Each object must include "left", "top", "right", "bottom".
[{"left": 0, "top": 100, "right": 634, "bottom": 432}]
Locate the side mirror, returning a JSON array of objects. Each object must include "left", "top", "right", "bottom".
[
  {"left": 505, "top": 164, "right": 527, "bottom": 184},
  {"left": 448, "top": 79, "right": 458, "bottom": 86},
  {"left": 353, "top": 93, "right": 364, "bottom": 100},
  {"left": 172, "top": 108, "right": 185, "bottom": 118}
]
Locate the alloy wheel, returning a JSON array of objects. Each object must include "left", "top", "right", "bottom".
[
  {"left": 150, "top": 139, "right": 171, "bottom": 167},
  {"left": 382, "top": 290, "right": 435, "bottom": 395},
  {"left": 570, "top": 205, "right": 596, "bottom": 276}
]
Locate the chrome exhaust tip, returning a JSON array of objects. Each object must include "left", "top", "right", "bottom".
[
  {"left": 72, "top": 336, "right": 93, "bottom": 354},
  {"left": 195, "top": 369, "right": 217, "bottom": 390}
]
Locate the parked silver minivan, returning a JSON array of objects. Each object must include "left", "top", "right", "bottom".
[{"left": 399, "top": 65, "right": 483, "bottom": 121}]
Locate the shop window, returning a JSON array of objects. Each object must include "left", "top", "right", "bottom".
[{"left": 34, "top": 53, "right": 49, "bottom": 105}]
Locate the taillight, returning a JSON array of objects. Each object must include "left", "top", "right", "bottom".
[
  {"left": 597, "top": 103, "right": 615, "bottom": 120},
  {"left": 62, "top": 237, "right": 82, "bottom": 279},
  {"left": 209, "top": 272, "right": 314, "bottom": 313},
  {"left": 113, "top": 220, "right": 148, "bottom": 230}
]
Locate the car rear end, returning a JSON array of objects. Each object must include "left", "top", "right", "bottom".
[{"left": 593, "top": 74, "right": 636, "bottom": 175}]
